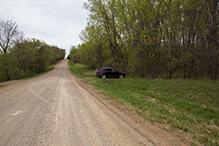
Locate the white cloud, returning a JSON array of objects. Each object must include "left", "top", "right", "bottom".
[{"left": 0, "top": 0, "right": 88, "bottom": 57}]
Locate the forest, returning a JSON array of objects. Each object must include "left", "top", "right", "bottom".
[
  {"left": 69, "top": 0, "right": 219, "bottom": 79},
  {"left": 0, "top": 19, "right": 65, "bottom": 82}
]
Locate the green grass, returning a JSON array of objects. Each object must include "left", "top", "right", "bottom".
[
  {"left": 0, "top": 85, "right": 5, "bottom": 89},
  {"left": 69, "top": 62, "right": 219, "bottom": 146}
]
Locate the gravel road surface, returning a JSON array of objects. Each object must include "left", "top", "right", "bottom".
[{"left": 0, "top": 60, "right": 187, "bottom": 146}]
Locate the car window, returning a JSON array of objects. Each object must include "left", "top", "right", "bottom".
[
  {"left": 105, "top": 69, "right": 112, "bottom": 72},
  {"left": 112, "top": 69, "right": 117, "bottom": 72}
]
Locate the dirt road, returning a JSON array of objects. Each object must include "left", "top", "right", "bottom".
[{"left": 0, "top": 60, "right": 187, "bottom": 146}]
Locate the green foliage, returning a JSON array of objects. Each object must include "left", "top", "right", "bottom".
[
  {"left": 69, "top": 46, "right": 81, "bottom": 64},
  {"left": 79, "top": 0, "right": 219, "bottom": 79},
  {"left": 0, "top": 55, "right": 7, "bottom": 81},
  {"left": 0, "top": 38, "right": 65, "bottom": 82}
]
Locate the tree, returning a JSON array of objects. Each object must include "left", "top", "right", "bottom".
[
  {"left": 0, "top": 19, "right": 22, "bottom": 54},
  {"left": 80, "top": 0, "right": 218, "bottom": 79},
  {"left": 0, "top": 18, "right": 23, "bottom": 80},
  {"left": 13, "top": 40, "right": 37, "bottom": 77}
]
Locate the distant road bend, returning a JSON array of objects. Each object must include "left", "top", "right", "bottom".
[{"left": 0, "top": 60, "right": 186, "bottom": 146}]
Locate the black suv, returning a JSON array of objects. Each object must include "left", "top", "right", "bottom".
[{"left": 95, "top": 67, "right": 126, "bottom": 79}]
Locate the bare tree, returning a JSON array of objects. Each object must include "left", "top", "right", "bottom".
[
  {"left": 0, "top": 18, "right": 23, "bottom": 81},
  {"left": 0, "top": 19, "right": 21, "bottom": 55}
]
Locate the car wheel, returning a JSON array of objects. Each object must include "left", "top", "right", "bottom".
[
  {"left": 101, "top": 74, "right": 106, "bottom": 79},
  {"left": 119, "top": 74, "right": 124, "bottom": 78}
]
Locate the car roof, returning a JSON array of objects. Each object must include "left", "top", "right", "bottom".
[
  {"left": 102, "top": 67, "right": 112, "bottom": 69},
  {"left": 98, "top": 67, "right": 116, "bottom": 70}
]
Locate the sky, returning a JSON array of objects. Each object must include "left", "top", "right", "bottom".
[{"left": 0, "top": 0, "right": 88, "bottom": 57}]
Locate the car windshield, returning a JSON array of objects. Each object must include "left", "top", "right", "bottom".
[{"left": 112, "top": 69, "right": 117, "bottom": 72}]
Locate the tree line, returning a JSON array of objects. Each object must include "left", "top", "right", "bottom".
[
  {"left": 69, "top": 0, "right": 218, "bottom": 79},
  {"left": 0, "top": 19, "right": 65, "bottom": 82}
]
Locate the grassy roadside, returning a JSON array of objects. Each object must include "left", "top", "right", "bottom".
[
  {"left": 0, "top": 85, "right": 5, "bottom": 89},
  {"left": 69, "top": 61, "right": 219, "bottom": 146}
]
